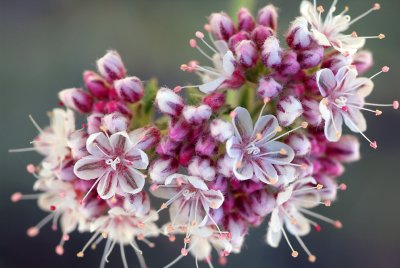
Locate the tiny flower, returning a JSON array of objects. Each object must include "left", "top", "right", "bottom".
[
  {"left": 262, "top": 36, "right": 282, "bottom": 68},
  {"left": 326, "top": 134, "right": 360, "bottom": 163},
  {"left": 74, "top": 131, "right": 149, "bottom": 200},
  {"left": 67, "top": 129, "right": 89, "bottom": 160},
  {"left": 83, "top": 70, "right": 110, "bottom": 99},
  {"left": 149, "top": 156, "right": 179, "bottom": 184},
  {"left": 195, "top": 134, "right": 217, "bottom": 157},
  {"left": 286, "top": 17, "right": 313, "bottom": 50},
  {"left": 302, "top": 97, "right": 323, "bottom": 126},
  {"left": 188, "top": 157, "right": 216, "bottom": 182},
  {"left": 203, "top": 92, "right": 226, "bottom": 111},
  {"left": 257, "top": 4, "right": 278, "bottom": 31},
  {"left": 155, "top": 87, "right": 185, "bottom": 117},
  {"left": 298, "top": 45, "right": 324, "bottom": 69},
  {"left": 276, "top": 96, "right": 304, "bottom": 127},
  {"left": 129, "top": 125, "right": 161, "bottom": 151},
  {"left": 209, "top": 12, "right": 236, "bottom": 40},
  {"left": 279, "top": 51, "right": 301, "bottom": 76},
  {"left": 114, "top": 76, "right": 144, "bottom": 103},
  {"left": 179, "top": 143, "right": 195, "bottom": 167},
  {"left": 104, "top": 100, "right": 132, "bottom": 117},
  {"left": 217, "top": 154, "right": 235, "bottom": 178},
  {"left": 58, "top": 88, "right": 93, "bottom": 114},
  {"left": 238, "top": 8, "right": 256, "bottom": 32},
  {"left": 235, "top": 40, "right": 258, "bottom": 68},
  {"left": 102, "top": 112, "right": 129, "bottom": 134},
  {"left": 183, "top": 104, "right": 212, "bottom": 125},
  {"left": 285, "top": 134, "right": 311, "bottom": 156},
  {"left": 226, "top": 106, "right": 296, "bottom": 184},
  {"left": 251, "top": 25, "right": 274, "bottom": 49},
  {"left": 156, "top": 136, "right": 180, "bottom": 156},
  {"left": 210, "top": 119, "right": 234, "bottom": 142},
  {"left": 249, "top": 190, "right": 275, "bottom": 218},
  {"left": 87, "top": 113, "right": 103, "bottom": 134},
  {"left": 228, "top": 31, "right": 250, "bottom": 51},
  {"left": 96, "top": 50, "right": 126, "bottom": 82},
  {"left": 257, "top": 76, "right": 283, "bottom": 99},
  {"left": 168, "top": 118, "right": 191, "bottom": 142},
  {"left": 226, "top": 214, "right": 247, "bottom": 253},
  {"left": 352, "top": 50, "right": 373, "bottom": 75}
]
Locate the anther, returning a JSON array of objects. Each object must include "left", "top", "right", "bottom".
[
  {"left": 339, "top": 183, "right": 347, "bottom": 191},
  {"left": 382, "top": 66, "right": 389, "bottom": 72},
  {"left": 168, "top": 235, "right": 176, "bottom": 242},
  {"left": 204, "top": 24, "right": 211, "bottom": 32},
  {"left": 279, "top": 148, "right": 287, "bottom": 155},
  {"left": 324, "top": 200, "right": 331, "bottom": 207},
  {"left": 50, "top": 205, "right": 56, "bottom": 211},
  {"left": 173, "top": 86, "right": 182, "bottom": 93},
  {"left": 370, "top": 141, "right": 378, "bottom": 149},
  {"left": 26, "top": 164, "right": 36, "bottom": 174},
  {"left": 27, "top": 227, "right": 39, "bottom": 237},
  {"left": 291, "top": 251, "right": 299, "bottom": 258},
  {"left": 317, "top": 5, "right": 324, "bottom": 13},
  {"left": 161, "top": 203, "right": 168, "bottom": 209},
  {"left": 393, "top": 100, "right": 399, "bottom": 110},
  {"left": 375, "top": 110, "right": 382, "bottom": 116},
  {"left": 373, "top": 3, "right": 381, "bottom": 10},
  {"left": 184, "top": 237, "right": 191, "bottom": 244},
  {"left": 378, "top": 34, "right": 385, "bottom": 39},
  {"left": 308, "top": 255, "right": 317, "bottom": 262},
  {"left": 11, "top": 192, "right": 22, "bottom": 202},
  {"left": 301, "top": 122, "right": 309, "bottom": 129},
  {"left": 195, "top": 31, "right": 205, "bottom": 39},
  {"left": 189, "top": 39, "right": 197, "bottom": 48},
  {"left": 55, "top": 245, "right": 64, "bottom": 256},
  {"left": 76, "top": 251, "right": 84, "bottom": 258},
  {"left": 334, "top": 220, "right": 343, "bottom": 229},
  {"left": 316, "top": 184, "right": 323, "bottom": 190},
  {"left": 181, "top": 248, "right": 188, "bottom": 256}
]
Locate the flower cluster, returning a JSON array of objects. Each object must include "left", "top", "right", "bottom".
[{"left": 10, "top": 1, "right": 398, "bottom": 268}]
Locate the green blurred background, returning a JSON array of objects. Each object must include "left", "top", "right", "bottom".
[{"left": 0, "top": 0, "right": 399, "bottom": 267}]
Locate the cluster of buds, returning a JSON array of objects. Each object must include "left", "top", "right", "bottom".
[{"left": 10, "top": 1, "right": 398, "bottom": 268}]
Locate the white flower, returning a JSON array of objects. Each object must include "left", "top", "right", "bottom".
[{"left": 74, "top": 131, "right": 148, "bottom": 200}]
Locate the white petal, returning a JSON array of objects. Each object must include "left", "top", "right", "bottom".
[
  {"left": 97, "top": 170, "right": 117, "bottom": 199},
  {"left": 316, "top": 68, "right": 337, "bottom": 97},
  {"left": 266, "top": 227, "right": 282, "bottom": 248},
  {"left": 276, "top": 185, "right": 293, "bottom": 205},
  {"left": 86, "top": 132, "right": 112, "bottom": 157},
  {"left": 222, "top": 51, "right": 235, "bottom": 76},
  {"left": 118, "top": 167, "right": 145, "bottom": 194},
  {"left": 202, "top": 189, "right": 224, "bottom": 209},
  {"left": 232, "top": 107, "right": 253, "bottom": 141},
  {"left": 187, "top": 176, "right": 208, "bottom": 191},
  {"left": 199, "top": 77, "right": 226, "bottom": 94},
  {"left": 311, "top": 29, "right": 331, "bottom": 46},
  {"left": 109, "top": 131, "right": 133, "bottom": 154},
  {"left": 74, "top": 157, "right": 106, "bottom": 180}
]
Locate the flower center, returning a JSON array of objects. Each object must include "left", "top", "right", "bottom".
[
  {"left": 334, "top": 96, "right": 347, "bottom": 108},
  {"left": 182, "top": 189, "right": 196, "bottom": 200},
  {"left": 246, "top": 142, "right": 260, "bottom": 155},
  {"left": 105, "top": 157, "right": 121, "bottom": 171}
]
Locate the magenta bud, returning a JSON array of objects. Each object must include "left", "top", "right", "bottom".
[
  {"left": 315, "top": 175, "right": 337, "bottom": 201},
  {"left": 179, "top": 143, "right": 195, "bottom": 167},
  {"left": 285, "top": 133, "right": 311, "bottom": 156},
  {"left": 102, "top": 112, "right": 129, "bottom": 133},
  {"left": 228, "top": 31, "right": 250, "bottom": 51},
  {"left": 326, "top": 135, "right": 360, "bottom": 163},
  {"left": 235, "top": 40, "right": 258, "bottom": 68},
  {"left": 322, "top": 53, "right": 350, "bottom": 74},
  {"left": 251, "top": 25, "right": 274, "bottom": 49},
  {"left": 210, "top": 119, "right": 234, "bottom": 142},
  {"left": 156, "top": 136, "right": 180, "bottom": 156},
  {"left": 55, "top": 159, "right": 76, "bottom": 181},
  {"left": 217, "top": 154, "right": 234, "bottom": 178},
  {"left": 83, "top": 70, "right": 110, "bottom": 99},
  {"left": 67, "top": 129, "right": 88, "bottom": 159},
  {"left": 257, "top": 75, "right": 283, "bottom": 99},
  {"left": 238, "top": 8, "right": 256, "bottom": 32},
  {"left": 155, "top": 87, "right": 185, "bottom": 117},
  {"left": 149, "top": 156, "right": 179, "bottom": 184},
  {"left": 319, "top": 158, "right": 344, "bottom": 177},
  {"left": 286, "top": 17, "right": 313, "bottom": 50},
  {"left": 195, "top": 135, "right": 217, "bottom": 157},
  {"left": 302, "top": 97, "right": 322, "bottom": 126},
  {"left": 352, "top": 50, "right": 373, "bottom": 75},
  {"left": 278, "top": 51, "right": 300, "bottom": 76},
  {"left": 298, "top": 45, "right": 324, "bottom": 69},
  {"left": 223, "top": 69, "right": 245, "bottom": 89},
  {"left": 250, "top": 190, "right": 275, "bottom": 217},
  {"left": 87, "top": 113, "right": 103, "bottom": 134},
  {"left": 257, "top": 4, "right": 278, "bottom": 31},
  {"left": 188, "top": 157, "right": 216, "bottom": 181},
  {"left": 58, "top": 88, "right": 93, "bottom": 114},
  {"left": 105, "top": 101, "right": 132, "bottom": 117},
  {"left": 129, "top": 125, "right": 161, "bottom": 151},
  {"left": 262, "top": 36, "right": 282, "bottom": 68},
  {"left": 183, "top": 104, "right": 212, "bottom": 125},
  {"left": 168, "top": 118, "right": 191, "bottom": 142},
  {"left": 209, "top": 12, "right": 236, "bottom": 40},
  {"left": 114, "top": 76, "right": 144, "bottom": 103},
  {"left": 203, "top": 92, "right": 225, "bottom": 111},
  {"left": 93, "top": 101, "right": 107, "bottom": 114},
  {"left": 96, "top": 50, "right": 126, "bottom": 82},
  {"left": 276, "top": 95, "right": 303, "bottom": 127}
]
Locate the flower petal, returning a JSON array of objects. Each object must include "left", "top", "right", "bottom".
[
  {"left": 97, "top": 170, "right": 117, "bottom": 199},
  {"left": 316, "top": 68, "right": 337, "bottom": 97},
  {"left": 233, "top": 158, "right": 254, "bottom": 180},
  {"left": 353, "top": 78, "right": 374, "bottom": 98},
  {"left": 252, "top": 158, "right": 278, "bottom": 184},
  {"left": 125, "top": 148, "right": 149, "bottom": 169},
  {"left": 109, "top": 131, "right": 133, "bottom": 154},
  {"left": 253, "top": 115, "right": 279, "bottom": 144},
  {"left": 343, "top": 108, "right": 367, "bottom": 133},
  {"left": 232, "top": 107, "right": 253, "bottom": 141},
  {"left": 276, "top": 185, "right": 293, "bottom": 205},
  {"left": 266, "top": 227, "right": 282, "bottom": 248},
  {"left": 199, "top": 77, "right": 226, "bottom": 94},
  {"left": 226, "top": 136, "right": 242, "bottom": 159},
  {"left": 311, "top": 29, "right": 331, "bottom": 47},
  {"left": 74, "top": 157, "right": 106, "bottom": 180},
  {"left": 260, "top": 141, "right": 295, "bottom": 165},
  {"left": 86, "top": 132, "right": 112, "bottom": 157},
  {"left": 118, "top": 167, "right": 145, "bottom": 194},
  {"left": 202, "top": 189, "right": 224, "bottom": 209},
  {"left": 187, "top": 176, "right": 208, "bottom": 191},
  {"left": 324, "top": 110, "right": 343, "bottom": 142},
  {"left": 222, "top": 51, "right": 235, "bottom": 76},
  {"left": 284, "top": 207, "right": 311, "bottom": 236}
]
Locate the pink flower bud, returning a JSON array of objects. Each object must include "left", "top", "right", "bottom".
[
  {"left": 182, "top": 105, "right": 212, "bottom": 125},
  {"left": 67, "top": 129, "right": 88, "bottom": 159},
  {"left": 105, "top": 101, "right": 132, "bottom": 117},
  {"left": 114, "top": 76, "right": 144, "bottom": 103},
  {"left": 226, "top": 214, "right": 247, "bottom": 253},
  {"left": 55, "top": 160, "right": 76, "bottom": 181},
  {"left": 238, "top": 8, "right": 255, "bottom": 32},
  {"left": 285, "top": 133, "right": 311, "bottom": 156},
  {"left": 262, "top": 36, "right": 282, "bottom": 68},
  {"left": 278, "top": 51, "right": 300, "bottom": 76},
  {"left": 209, "top": 12, "right": 236, "bottom": 40},
  {"left": 102, "top": 112, "right": 129, "bottom": 133},
  {"left": 315, "top": 175, "right": 337, "bottom": 201},
  {"left": 251, "top": 25, "right": 274, "bottom": 49},
  {"left": 96, "top": 50, "right": 126, "bottom": 82},
  {"left": 223, "top": 69, "right": 245, "bottom": 89},
  {"left": 188, "top": 157, "right": 216, "bottom": 181},
  {"left": 250, "top": 190, "right": 275, "bottom": 217},
  {"left": 83, "top": 71, "right": 110, "bottom": 99},
  {"left": 93, "top": 101, "right": 107, "bottom": 113},
  {"left": 322, "top": 53, "right": 350, "bottom": 74},
  {"left": 217, "top": 154, "right": 234, "bottom": 178},
  {"left": 292, "top": 157, "right": 314, "bottom": 178},
  {"left": 228, "top": 31, "right": 250, "bottom": 51},
  {"left": 286, "top": 17, "right": 313, "bottom": 50},
  {"left": 302, "top": 97, "right": 323, "bottom": 126},
  {"left": 236, "top": 196, "right": 260, "bottom": 226},
  {"left": 155, "top": 87, "right": 185, "bottom": 117},
  {"left": 257, "top": 76, "right": 283, "bottom": 99},
  {"left": 203, "top": 92, "right": 225, "bottom": 111},
  {"left": 276, "top": 95, "right": 303, "bottom": 127},
  {"left": 352, "top": 50, "right": 373, "bottom": 75},
  {"left": 257, "top": 4, "right": 278, "bottom": 31},
  {"left": 168, "top": 118, "right": 191, "bottom": 142},
  {"left": 156, "top": 136, "right": 180, "bottom": 156},
  {"left": 129, "top": 125, "right": 161, "bottom": 151},
  {"left": 58, "top": 88, "right": 93, "bottom": 113},
  {"left": 210, "top": 119, "right": 234, "bottom": 142},
  {"left": 149, "top": 156, "right": 179, "bottom": 184},
  {"left": 319, "top": 158, "right": 344, "bottom": 177},
  {"left": 87, "top": 113, "right": 103, "bottom": 134},
  {"left": 235, "top": 40, "right": 258, "bottom": 68},
  {"left": 298, "top": 45, "right": 324, "bottom": 69},
  {"left": 326, "top": 135, "right": 360, "bottom": 163},
  {"left": 195, "top": 135, "right": 217, "bottom": 157},
  {"left": 179, "top": 143, "right": 195, "bottom": 166}
]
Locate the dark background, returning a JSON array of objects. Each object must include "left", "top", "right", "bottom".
[{"left": 0, "top": 0, "right": 399, "bottom": 267}]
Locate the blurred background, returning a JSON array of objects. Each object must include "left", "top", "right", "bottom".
[{"left": 0, "top": 0, "right": 399, "bottom": 267}]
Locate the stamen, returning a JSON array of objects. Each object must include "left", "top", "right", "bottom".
[
  {"left": 280, "top": 226, "right": 298, "bottom": 258},
  {"left": 105, "top": 240, "right": 117, "bottom": 263},
  {"left": 345, "top": 117, "right": 377, "bottom": 149},
  {"left": 364, "top": 100, "right": 399, "bottom": 110},
  {"left": 299, "top": 208, "right": 342, "bottom": 228},
  {"left": 120, "top": 244, "right": 129, "bottom": 268},
  {"left": 293, "top": 233, "right": 316, "bottom": 263},
  {"left": 349, "top": 3, "right": 381, "bottom": 26},
  {"left": 29, "top": 114, "right": 44, "bottom": 133},
  {"left": 267, "top": 122, "right": 308, "bottom": 143},
  {"left": 77, "top": 230, "right": 102, "bottom": 257},
  {"left": 369, "top": 66, "right": 389, "bottom": 80},
  {"left": 195, "top": 31, "right": 218, "bottom": 54},
  {"left": 80, "top": 176, "right": 103, "bottom": 205}
]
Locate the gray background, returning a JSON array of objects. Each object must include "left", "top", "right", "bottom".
[{"left": 0, "top": 0, "right": 399, "bottom": 267}]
